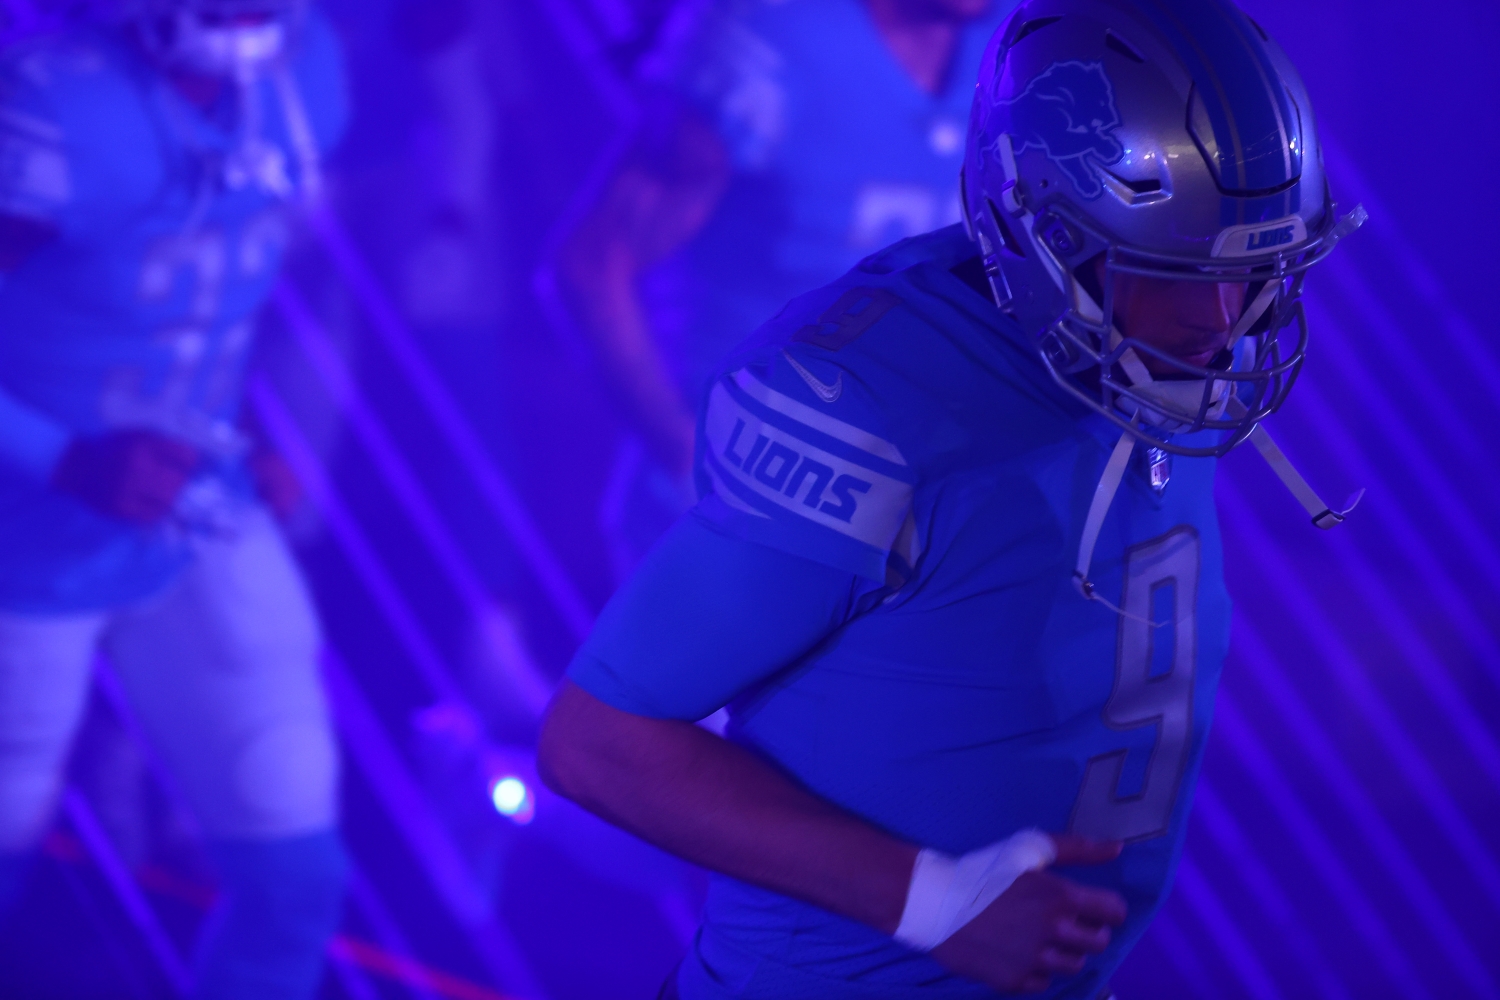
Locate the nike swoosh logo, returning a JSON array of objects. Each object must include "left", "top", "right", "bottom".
[{"left": 782, "top": 350, "right": 843, "bottom": 403}]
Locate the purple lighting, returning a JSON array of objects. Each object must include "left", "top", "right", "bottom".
[{"left": 3, "top": 0, "right": 1497, "bottom": 998}]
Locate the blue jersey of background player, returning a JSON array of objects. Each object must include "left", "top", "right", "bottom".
[
  {"left": 555, "top": 0, "right": 1015, "bottom": 579},
  {"left": 540, "top": 0, "right": 1364, "bottom": 997},
  {"left": 0, "top": 4, "right": 353, "bottom": 999},
  {"left": 0, "top": 0, "right": 345, "bottom": 610}
]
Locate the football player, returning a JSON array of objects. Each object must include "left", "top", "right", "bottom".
[
  {"left": 540, "top": 0, "right": 1364, "bottom": 997},
  {"left": 554, "top": 0, "right": 1016, "bottom": 580},
  {"left": 0, "top": 1, "right": 348, "bottom": 997}
]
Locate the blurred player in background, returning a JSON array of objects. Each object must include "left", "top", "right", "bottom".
[
  {"left": 0, "top": 1, "right": 348, "bottom": 997},
  {"left": 556, "top": 0, "right": 1015, "bottom": 580},
  {"left": 542, "top": 0, "right": 1365, "bottom": 997}
]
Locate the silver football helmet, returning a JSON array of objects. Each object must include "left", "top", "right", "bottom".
[{"left": 961, "top": 0, "right": 1365, "bottom": 458}]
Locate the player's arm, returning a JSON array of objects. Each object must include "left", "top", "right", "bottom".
[
  {"left": 552, "top": 101, "right": 730, "bottom": 478},
  {"left": 544, "top": 679, "right": 921, "bottom": 924},
  {"left": 539, "top": 516, "right": 1129, "bottom": 993}
]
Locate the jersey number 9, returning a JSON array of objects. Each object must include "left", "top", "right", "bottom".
[{"left": 1070, "top": 527, "right": 1201, "bottom": 843}]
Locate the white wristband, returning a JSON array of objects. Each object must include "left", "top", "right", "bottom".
[{"left": 893, "top": 829, "right": 1056, "bottom": 952}]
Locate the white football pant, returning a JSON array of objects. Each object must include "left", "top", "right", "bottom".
[{"left": 0, "top": 506, "right": 339, "bottom": 852}]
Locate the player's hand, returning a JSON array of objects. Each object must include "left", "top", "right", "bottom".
[
  {"left": 929, "top": 835, "right": 1127, "bottom": 994},
  {"left": 249, "top": 446, "right": 303, "bottom": 522},
  {"left": 50, "top": 429, "right": 201, "bottom": 526}
]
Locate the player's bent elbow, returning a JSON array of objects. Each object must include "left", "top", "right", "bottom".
[
  {"left": 536, "top": 685, "right": 585, "bottom": 799},
  {"left": 537, "top": 680, "right": 621, "bottom": 805}
]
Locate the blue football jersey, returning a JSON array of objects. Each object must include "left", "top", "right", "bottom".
[
  {"left": 642, "top": 0, "right": 1018, "bottom": 404},
  {"left": 0, "top": 11, "right": 346, "bottom": 612},
  {"left": 572, "top": 223, "right": 1233, "bottom": 998}
]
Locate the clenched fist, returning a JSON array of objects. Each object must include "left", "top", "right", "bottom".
[
  {"left": 51, "top": 429, "right": 201, "bottom": 526},
  {"left": 930, "top": 835, "right": 1127, "bottom": 993}
]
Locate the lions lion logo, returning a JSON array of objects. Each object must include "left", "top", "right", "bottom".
[{"left": 998, "top": 61, "right": 1124, "bottom": 200}]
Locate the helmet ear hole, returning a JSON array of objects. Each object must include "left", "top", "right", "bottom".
[{"left": 986, "top": 200, "right": 1027, "bottom": 258}]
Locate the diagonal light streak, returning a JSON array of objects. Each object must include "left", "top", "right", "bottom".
[
  {"left": 1221, "top": 483, "right": 1500, "bottom": 917},
  {"left": 321, "top": 650, "right": 548, "bottom": 999},
  {"left": 250, "top": 378, "right": 463, "bottom": 704},
  {"left": 272, "top": 283, "right": 704, "bottom": 945},
  {"left": 1210, "top": 691, "right": 1433, "bottom": 998},
  {"left": 529, "top": 0, "right": 636, "bottom": 120},
  {"left": 61, "top": 789, "right": 191, "bottom": 996},
  {"left": 1145, "top": 909, "right": 1227, "bottom": 999},
  {"left": 274, "top": 283, "right": 554, "bottom": 715},
  {"left": 347, "top": 869, "right": 443, "bottom": 1000},
  {"left": 1316, "top": 261, "right": 1500, "bottom": 476},
  {"left": 302, "top": 207, "right": 594, "bottom": 641},
  {"left": 1262, "top": 378, "right": 1500, "bottom": 778},
  {"left": 1172, "top": 857, "right": 1285, "bottom": 1000},
  {"left": 527, "top": 0, "right": 649, "bottom": 395},
  {"left": 1291, "top": 315, "right": 1500, "bottom": 687},
  {"left": 1225, "top": 615, "right": 1497, "bottom": 996},
  {"left": 250, "top": 380, "right": 548, "bottom": 995},
  {"left": 49, "top": 850, "right": 160, "bottom": 1000},
  {"left": 1322, "top": 143, "right": 1500, "bottom": 382},
  {"left": 1190, "top": 781, "right": 1351, "bottom": 1000}
]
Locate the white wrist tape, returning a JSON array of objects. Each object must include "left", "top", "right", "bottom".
[{"left": 893, "top": 829, "right": 1056, "bottom": 952}]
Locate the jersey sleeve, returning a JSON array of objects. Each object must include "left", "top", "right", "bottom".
[
  {"left": 0, "top": 381, "right": 68, "bottom": 482},
  {"left": 637, "top": 0, "right": 784, "bottom": 171},
  {"left": 0, "top": 54, "right": 74, "bottom": 229},
  {"left": 294, "top": 6, "right": 351, "bottom": 156},
  {"left": 568, "top": 510, "right": 868, "bottom": 721},
  {"left": 694, "top": 330, "right": 917, "bottom": 583}
]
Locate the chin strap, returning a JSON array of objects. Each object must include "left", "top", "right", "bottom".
[
  {"left": 1073, "top": 427, "right": 1166, "bottom": 626},
  {"left": 1073, "top": 400, "right": 1361, "bottom": 625},
  {"left": 1227, "top": 397, "right": 1364, "bottom": 529}
]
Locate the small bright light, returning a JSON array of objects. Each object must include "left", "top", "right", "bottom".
[
  {"left": 489, "top": 776, "right": 535, "bottom": 824},
  {"left": 492, "top": 777, "right": 527, "bottom": 814}
]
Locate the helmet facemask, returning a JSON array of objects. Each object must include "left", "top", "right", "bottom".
[
  {"left": 963, "top": 131, "right": 1364, "bottom": 460},
  {"left": 1036, "top": 202, "right": 1338, "bottom": 458},
  {"left": 137, "top": 0, "right": 302, "bottom": 78},
  {"left": 960, "top": 0, "right": 1370, "bottom": 460}
]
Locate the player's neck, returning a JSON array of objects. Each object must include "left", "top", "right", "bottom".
[{"left": 865, "top": 0, "right": 962, "bottom": 96}]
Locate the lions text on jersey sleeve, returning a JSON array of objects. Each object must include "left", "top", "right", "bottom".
[
  {"left": 639, "top": 0, "right": 1015, "bottom": 404},
  {"left": 0, "top": 11, "right": 346, "bottom": 612},
  {"left": 576, "top": 223, "right": 1233, "bottom": 998}
]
